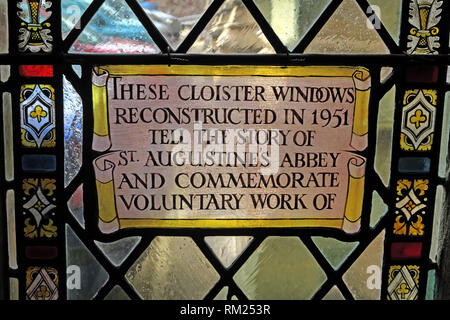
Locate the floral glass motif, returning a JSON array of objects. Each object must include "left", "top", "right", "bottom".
[
  {"left": 25, "top": 266, "right": 58, "bottom": 300},
  {"left": 407, "top": 0, "right": 442, "bottom": 54},
  {"left": 23, "top": 178, "right": 57, "bottom": 239},
  {"left": 387, "top": 265, "right": 420, "bottom": 300},
  {"left": 400, "top": 89, "right": 436, "bottom": 151},
  {"left": 394, "top": 179, "right": 428, "bottom": 236},
  {"left": 20, "top": 84, "right": 56, "bottom": 148},
  {"left": 18, "top": 0, "right": 53, "bottom": 53}
]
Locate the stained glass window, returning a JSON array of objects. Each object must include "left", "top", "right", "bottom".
[{"left": 0, "top": 0, "right": 449, "bottom": 306}]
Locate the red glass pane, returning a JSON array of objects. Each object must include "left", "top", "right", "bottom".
[
  {"left": 19, "top": 65, "right": 54, "bottom": 77},
  {"left": 390, "top": 242, "right": 422, "bottom": 260},
  {"left": 25, "top": 246, "right": 58, "bottom": 260},
  {"left": 405, "top": 65, "right": 438, "bottom": 83}
]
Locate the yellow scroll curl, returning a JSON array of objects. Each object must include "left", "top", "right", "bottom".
[
  {"left": 93, "top": 152, "right": 120, "bottom": 234},
  {"left": 342, "top": 156, "right": 366, "bottom": 233},
  {"left": 92, "top": 68, "right": 111, "bottom": 152},
  {"left": 350, "top": 68, "right": 371, "bottom": 151}
]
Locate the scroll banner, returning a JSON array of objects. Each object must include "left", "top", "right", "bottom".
[{"left": 91, "top": 65, "right": 370, "bottom": 234}]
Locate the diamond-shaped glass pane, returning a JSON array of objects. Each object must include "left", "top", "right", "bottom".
[
  {"left": 68, "top": 184, "right": 84, "bottom": 229},
  {"left": 305, "top": 0, "right": 389, "bottom": 54},
  {"left": 370, "top": 190, "right": 388, "bottom": 228},
  {"left": 95, "top": 236, "right": 141, "bottom": 267},
  {"left": 367, "top": 0, "right": 402, "bottom": 44},
  {"left": 66, "top": 225, "right": 109, "bottom": 300},
  {"left": 254, "top": 0, "right": 331, "bottom": 50},
  {"left": 62, "top": 0, "right": 93, "bottom": 40},
  {"left": 104, "top": 285, "right": 131, "bottom": 300},
  {"left": 234, "top": 237, "right": 326, "bottom": 299},
  {"left": 69, "top": 0, "right": 159, "bottom": 54},
  {"left": 342, "top": 230, "right": 385, "bottom": 299},
  {"left": 312, "top": 237, "right": 358, "bottom": 270},
  {"left": 189, "top": 0, "right": 274, "bottom": 53},
  {"left": 126, "top": 236, "right": 220, "bottom": 299},
  {"left": 205, "top": 236, "right": 253, "bottom": 268},
  {"left": 137, "top": 0, "right": 212, "bottom": 49},
  {"left": 322, "top": 285, "right": 345, "bottom": 300}
]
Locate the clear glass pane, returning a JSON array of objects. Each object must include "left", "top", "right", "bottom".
[
  {"left": 104, "top": 285, "right": 130, "bottom": 300},
  {"left": 189, "top": 0, "right": 275, "bottom": 53},
  {"left": 234, "top": 237, "right": 327, "bottom": 299},
  {"left": 9, "top": 278, "right": 19, "bottom": 300},
  {"left": 62, "top": 0, "right": 93, "bottom": 39},
  {"left": 311, "top": 237, "right": 358, "bottom": 270},
  {"left": 254, "top": 0, "right": 331, "bottom": 50},
  {"left": 204, "top": 236, "right": 253, "bottom": 268},
  {"left": 322, "top": 285, "right": 345, "bottom": 300},
  {"left": 68, "top": 184, "right": 84, "bottom": 229},
  {"left": 375, "top": 86, "right": 395, "bottom": 186},
  {"left": 342, "top": 230, "right": 385, "bottom": 299},
  {"left": 367, "top": 0, "right": 402, "bottom": 44},
  {"left": 0, "top": 65, "right": 10, "bottom": 82},
  {"left": 380, "top": 66, "right": 393, "bottom": 83},
  {"left": 126, "top": 236, "right": 220, "bottom": 299},
  {"left": 66, "top": 225, "right": 109, "bottom": 300},
  {"left": 64, "top": 75, "right": 83, "bottom": 187},
  {"left": 69, "top": 0, "right": 159, "bottom": 54},
  {"left": 137, "top": 0, "right": 212, "bottom": 49},
  {"left": 95, "top": 236, "right": 141, "bottom": 267},
  {"left": 6, "top": 190, "right": 17, "bottom": 269},
  {"left": 370, "top": 190, "right": 388, "bottom": 228},
  {"left": 0, "top": 0, "right": 7, "bottom": 53},
  {"left": 305, "top": 0, "right": 389, "bottom": 54},
  {"left": 430, "top": 185, "right": 445, "bottom": 263},
  {"left": 439, "top": 92, "right": 450, "bottom": 178},
  {"left": 214, "top": 286, "right": 230, "bottom": 300},
  {"left": 3, "top": 92, "right": 13, "bottom": 181}
]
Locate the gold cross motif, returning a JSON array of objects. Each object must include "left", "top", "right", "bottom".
[
  {"left": 36, "top": 285, "right": 50, "bottom": 300},
  {"left": 410, "top": 109, "right": 427, "bottom": 129},
  {"left": 397, "top": 283, "right": 410, "bottom": 299}
]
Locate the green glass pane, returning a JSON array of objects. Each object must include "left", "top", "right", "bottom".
[
  {"left": 426, "top": 269, "right": 436, "bottom": 300},
  {"left": 95, "top": 236, "right": 141, "bottom": 267},
  {"left": 9, "top": 278, "right": 19, "bottom": 300},
  {"left": 189, "top": 0, "right": 275, "bottom": 53},
  {"left": 234, "top": 237, "right": 326, "bottom": 299},
  {"left": 6, "top": 190, "right": 17, "bottom": 270},
  {"left": 62, "top": 0, "right": 93, "bottom": 39},
  {"left": 66, "top": 225, "right": 109, "bottom": 300},
  {"left": 322, "top": 285, "right": 345, "bottom": 300},
  {"left": 375, "top": 86, "right": 396, "bottom": 186},
  {"left": 311, "top": 237, "right": 358, "bottom": 270},
  {"left": 137, "top": 0, "right": 212, "bottom": 49},
  {"left": 214, "top": 286, "right": 229, "bottom": 300},
  {"left": 439, "top": 92, "right": 450, "bottom": 178},
  {"left": 3, "top": 92, "right": 13, "bottom": 181},
  {"left": 254, "top": 0, "right": 331, "bottom": 50},
  {"left": 430, "top": 185, "right": 445, "bottom": 263},
  {"left": 342, "top": 230, "right": 385, "bottom": 299},
  {"left": 104, "top": 285, "right": 131, "bottom": 300},
  {"left": 64, "top": 75, "right": 83, "bottom": 187},
  {"left": 0, "top": 65, "right": 10, "bottom": 82},
  {"left": 305, "top": 0, "right": 389, "bottom": 54},
  {"left": 370, "top": 190, "right": 388, "bottom": 228},
  {"left": 69, "top": 0, "right": 159, "bottom": 54},
  {"left": 367, "top": 0, "right": 402, "bottom": 44},
  {"left": 205, "top": 236, "right": 253, "bottom": 268},
  {"left": 126, "top": 236, "right": 220, "bottom": 299},
  {"left": 68, "top": 184, "right": 84, "bottom": 229},
  {"left": 0, "top": 0, "right": 8, "bottom": 53}
]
